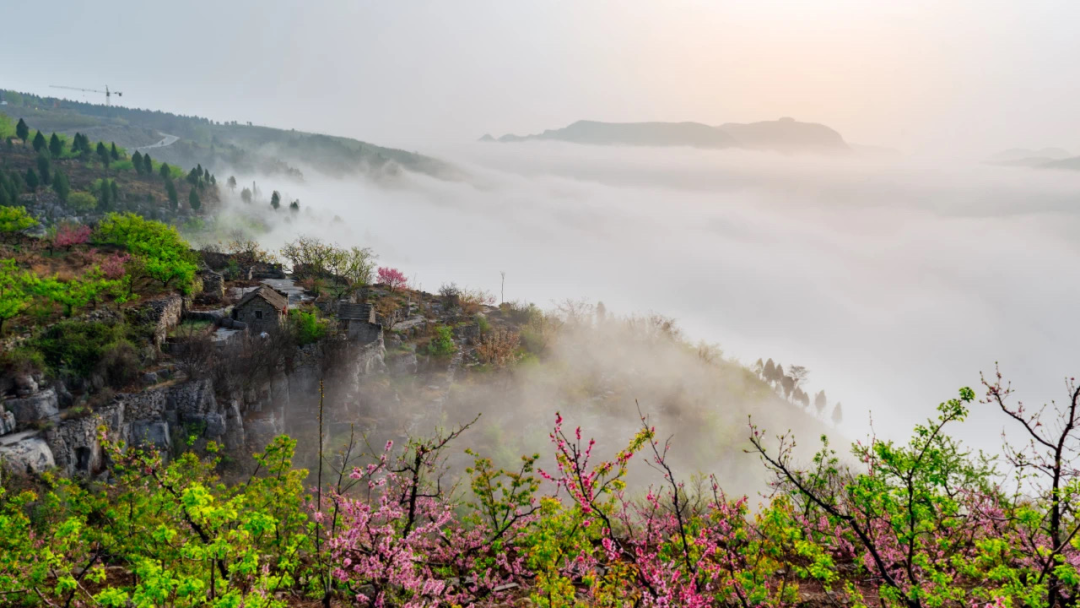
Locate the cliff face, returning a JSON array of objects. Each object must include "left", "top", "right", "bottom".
[{"left": 0, "top": 333, "right": 387, "bottom": 476}]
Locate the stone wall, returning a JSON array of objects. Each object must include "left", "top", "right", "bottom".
[{"left": 134, "top": 293, "right": 184, "bottom": 348}]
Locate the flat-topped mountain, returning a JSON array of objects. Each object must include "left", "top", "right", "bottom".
[{"left": 483, "top": 117, "right": 850, "bottom": 153}]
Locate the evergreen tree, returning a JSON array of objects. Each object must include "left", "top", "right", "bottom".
[
  {"left": 186, "top": 167, "right": 199, "bottom": 185},
  {"left": 132, "top": 151, "right": 144, "bottom": 175},
  {"left": 270, "top": 190, "right": 281, "bottom": 210},
  {"left": 32, "top": 131, "right": 47, "bottom": 153},
  {"left": 24, "top": 168, "right": 38, "bottom": 191},
  {"left": 48, "top": 133, "right": 63, "bottom": 158},
  {"left": 15, "top": 118, "right": 28, "bottom": 143},
  {"left": 227, "top": 175, "right": 237, "bottom": 191},
  {"left": 210, "top": 174, "right": 216, "bottom": 185},
  {"left": 98, "top": 179, "right": 112, "bottom": 210},
  {"left": 240, "top": 187, "right": 252, "bottom": 203},
  {"left": 52, "top": 170, "right": 70, "bottom": 202},
  {"left": 159, "top": 162, "right": 171, "bottom": 179},
  {"left": 36, "top": 154, "right": 51, "bottom": 186},
  {"left": 763, "top": 358, "right": 776, "bottom": 382},
  {"left": 110, "top": 180, "right": 120, "bottom": 203},
  {"left": 110, "top": 142, "right": 119, "bottom": 160},
  {"left": 831, "top": 402, "right": 843, "bottom": 424},
  {"left": 188, "top": 187, "right": 201, "bottom": 211},
  {"left": 196, "top": 164, "right": 203, "bottom": 177},
  {"left": 289, "top": 199, "right": 300, "bottom": 213},
  {"left": 814, "top": 390, "right": 827, "bottom": 414},
  {"left": 96, "top": 142, "right": 110, "bottom": 174},
  {"left": 165, "top": 179, "right": 178, "bottom": 210},
  {"left": 143, "top": 153, "right": 153, "bottom": 175}
]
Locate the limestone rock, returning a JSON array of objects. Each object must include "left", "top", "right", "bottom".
[
  {"left": 0, "top": 431, "right": 55, "bottom": 474},
  {"left": 3, "top": 388, "right": 59, "bottom": 428}
]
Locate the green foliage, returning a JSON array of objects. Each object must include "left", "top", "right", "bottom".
[
  {"left": 51, "top": 169, "right": 70, "bottom": 202},
  {"left": 26, "top": 318, "right": 141, "bottom": 378},
  {"left": 24, "top": 167, "right": 39, "bottom": 191},
  {"left": 67, "top": 190, "right": 97, "bottom": 212},
  {"left": 188, "top": 186, "right": 201, "bottom": 211},
  {"left": 270, "top": 190, "right": 280, "bottom": 210},
  {"left": 0, "top": 205, "right": 36, "bottom": 235},
  {"left": 289, "top": 308, "right": 329, "bottom": 345},
  {"left": 32, "top": 130, "right": 46, "bottom": 153},
  {"left": 94, "top": 213, "right": 198, "bottom": 293},
  {"left": 30, "top": 267, "right": 127, "bottom": 318},
  {"left": 48, "top": 132, "right": 63, "bottom": 158},
  {"left": 165, "top": 178, "right": 178, "bottom": 210},
  {"left": 0, "top": 258, "right": 34, "bottom": 334},
  {"left": 425, "top": 324, "right": 457, "bottom": 357},
  {"left": 36, "top": 153, "right": 51, "bottom": 186},
  {"left": 15, "top": 117, "right": 29, "bottom": 142}
]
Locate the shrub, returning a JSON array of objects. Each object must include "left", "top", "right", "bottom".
[
  {"left": 66, "top": 190, "right": 97, "bottom": 212},
  {"left": 28, "top": 320, "right": 131, "bottom": 378},
  {"left": 290, "top": 308, "right": 329, "bottom": 345},
  {"left": 52, "top": 222, "right": 92, "bottom": 250},
  {"left": 100, "top": 339, "right": 140, "bottom": 388},
  {"left": 425, "top": 324, "right": 457, "bottom": 357}
]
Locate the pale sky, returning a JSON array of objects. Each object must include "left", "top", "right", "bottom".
[{"left": 3, "top": 1, "right": 1080, "bottom": 156}]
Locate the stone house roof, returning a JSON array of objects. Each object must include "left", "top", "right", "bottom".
[{"left": 235, "top": 285, "right": 289, "bottom": 312}]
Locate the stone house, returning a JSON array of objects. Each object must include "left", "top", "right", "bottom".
[
  {"left": 338, "top": 302, "right": 381, "bottom": 344},
  {"left": 233, "top": 285, "right": 289, "bottom": 334}
]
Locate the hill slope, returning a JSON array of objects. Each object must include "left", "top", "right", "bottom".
[
  {"left": 0, "top": 90, "right": 454, "bottom": 180},
  {"left": 485, "top": 117, "right": 850, "bottom": 153}
]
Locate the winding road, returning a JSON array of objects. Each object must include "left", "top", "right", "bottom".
[{"left": 131, "top": 133, "right": 178, "bottom": 152}]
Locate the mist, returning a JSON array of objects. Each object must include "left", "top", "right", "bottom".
[{"left": 209, "top": 144, "right": 1080, "bottom": 456}]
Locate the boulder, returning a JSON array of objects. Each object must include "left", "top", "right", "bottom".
[
  {"left": 3, "top": 388, "right": 59, "bottom": 428},
  {"left": 131, "top": 420, "right": 171, "bottom": 453},
  {"left": 0, "top": 430, "right": 56, "bottom": 475},
  {"left": 0, "top": 408, "right": 15, "bottom": 436}
]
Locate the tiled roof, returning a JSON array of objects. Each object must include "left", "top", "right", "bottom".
[{"left": 236, "top": 285, "right": 289, "bottom": 311}]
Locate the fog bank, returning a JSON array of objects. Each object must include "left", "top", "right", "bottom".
[{"left": 227, "top": 144, "right": 1080, "bottom": 452}]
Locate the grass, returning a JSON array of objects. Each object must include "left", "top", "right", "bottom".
[{"left": 0, "top": 113, "right": 15, "bottom": 139}]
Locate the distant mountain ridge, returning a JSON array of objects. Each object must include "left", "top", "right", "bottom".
[
  {"left": 483, "top": 117, "right": 850, "bottom": 153},
  {"left": 984, "top": 147, "right": 1080, "bottom": 171}
]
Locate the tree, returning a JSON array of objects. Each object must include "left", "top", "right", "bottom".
[
  {"left": 36, "top": 154, "right": 51, "bottom": 186},
  {"left": 51, "top": 169, "right": 70, "bottom": 202},
  {"left": 289, "top": 199, "right": 299, "bottom": 213},
  {"left": 53, "top": 222, "right": 92, "bottom": 250},
  {"left": 814, "top": 390, "right": 827, "bottom": 414},
  {"left": 95, "top": 213, "right": 198, "bottom": 293},
  {"left": 142, "top": 153, "right": 153, "bottom": 175},
  {"left": 377, "top": 266, "right": 408, "bottom": 291},
  {"left": 831, "top": 402, "right": 843, "bottom": 424},
  {"left": 15, "top": 118, "right": 28, "bottom": 143},
  {"left": 165, "top": 179, "right": 178, "bottom": 210},
  {"left": 188, "top": 187, "right": 201, "bottom": 211},
  {"left": 132, "top": 150, "right": 144, "bottom": 175},
  {"left": 227, "top": 175, "right": 237, "bottom": 191},
  {"left": 96, "top": 142, "right": 110, "bottom": 174},
  {"left": 186, "top": 167, "right": 199, "bottom": 185},
  {"left": 0, "top": 259, "right": 32, "bottom": 335},
  {"left": 0, "top": 206, "right": 37, "bottom": 239},
  {"left": 763, "top": 358, "right": 776, "bottom": 382},
  {"left": 110, "top": 180, "right": 120, "bottom": 203},
  {"left": 24, "top": 168, "right": 39, "bottom": 191},
  {"left": 48, "top": 132, "right": 63, "bottom": 158},
  {"left": 240, "top": 187, "right": 252, "bottom": 203},
  {"left": 270, "top": 190, "right": 281, "bottom": 210},
  {"left": 159, "top": 162, "right": 171, "bottom": 179},
  {"left": 32, "top": 131, "right": 47, "bottom": 153},
  {"left": 98, "top": 179, "right": 112, "bottom": 211},
  {"left": 110, "top": 142, "right": 119, "bottom": 160},
  {"left": 67, "top": 191, "right": 97, "bottom": 212}
]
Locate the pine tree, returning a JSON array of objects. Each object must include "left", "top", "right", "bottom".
[
  {"left": 132, "top": 151, "right": 144, "bottom": 175},
  {"left": 36, "top": 154, "right": 51, "bottom": 186},
  {"left": 143, "top": 153, "right": 153, "bottom": 175},
  {"left": 763, "top": 359, "right": 776, "bottom": 383},
  {"left": 270, "top": 190, "right": 281, "bottom": 210},
  {"left": 15, "top": 118, "right": 28, "bottom": 144},
  {"left": 240, "top": 187, "right": 252, "bottom": 203},
  {"left": 32, "top": 131, "right": 47, "bottom": 153},
  {"left": 188, "top": 187, "right": 201, "bottom": 211},
  {"left": 814, "top": 390, "right": 827, "bottom": 414},
  {"left": 24, "top": 168, "right": 38, "bottom": 191},
  {"left": 110, "top": 142, "right": 119, "bottom": 160},
  {"left": 52, "top": 170, "right": 70, "bottom": 202},
  {"left": 289, "top": 199, "right": 299, "bottom": 213},
  {"left": 165, "top": 179, "right": 178, "bottom": 210},
  {"left": 831, "top": 402, "right": 843, "bottom": 424},
  {"left": 227, "top": 175, "right": 237, "bottom": 191},
  {"left": 49, "top": 133, "right": 63, "bottom": 158},
  {"left": 110, "top": 180, "right": 120, "bottom": 203},
  {"left": 98, "top": 179, "right": 112, "bottom": 210},
  {"left": 159, "top": 162, "right": 171, "bottom": 179}
]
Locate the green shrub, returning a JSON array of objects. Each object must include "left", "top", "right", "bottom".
[
  {"left": 27, "top": 320, "right": 141, "bottom": 379},
  {"left": 289, "top": 308, "right": 329, "bottom": 345},
  {"left": 425, "top": 324, "right": 457, "bottom": 357}
]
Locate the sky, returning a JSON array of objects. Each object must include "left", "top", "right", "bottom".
[{"left": 4, "top": 0, "right": 1080, "bottom": 156}]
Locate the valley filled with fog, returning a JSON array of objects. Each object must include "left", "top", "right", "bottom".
[{"left": 231, "top": 143, "right": 1080, "bottom": 452}]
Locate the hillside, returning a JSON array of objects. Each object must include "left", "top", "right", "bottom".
[
  {"left": 0, "top": 89, "right": 455, "bottom": 181},
  {"left": 484, "top": 116, "right": 851, "bottom": 153}
]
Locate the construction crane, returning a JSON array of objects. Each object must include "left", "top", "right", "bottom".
[{"left": 49, "top": 84, "right": 123, "bottom": 106}]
